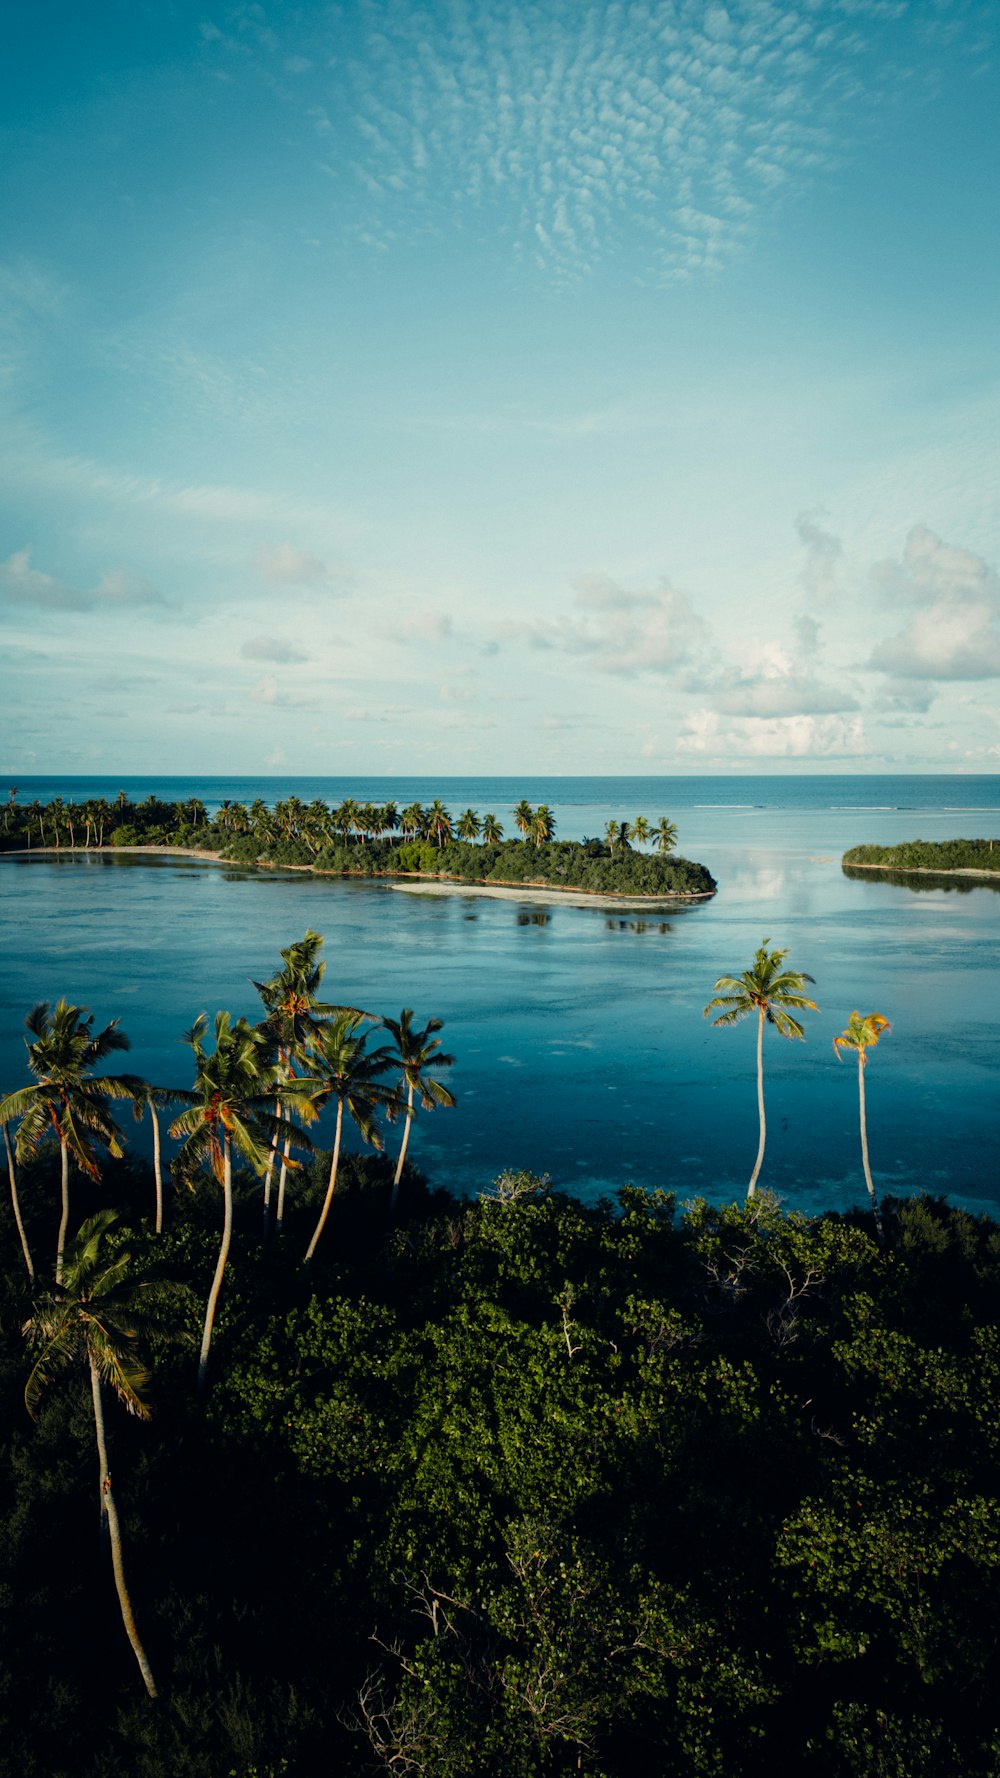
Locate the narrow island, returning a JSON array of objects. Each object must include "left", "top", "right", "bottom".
[
  {"left": 0, "top": 791, "right": 717, "bottom": 901},
  {"left": 843, "top": 838, "right": 1000, "bottom": 881}
]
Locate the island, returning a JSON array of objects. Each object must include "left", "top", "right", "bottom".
[
  {"left": 0, "top": 792, "right": 717, "bottom": 901},
  {"left": 843, "top": 838, "right": 1000, "bottom": 881}
]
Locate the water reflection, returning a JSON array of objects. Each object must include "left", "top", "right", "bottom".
[
  {"left": 606, "top": 918, "right": 672, "bottom": 935},
  {"left": 516, "top": 911, "right": 551, "bottom": 926}
]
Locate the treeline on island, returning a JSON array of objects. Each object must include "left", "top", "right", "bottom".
[
  {"left": 1, "top": 935, "right": 999, "bottom": 1774},
  {"left": 843, "top": 838, "right": 1000, "bottom": 875},
  {"left": 0, "top": 790, "right": 716, "bottom": 898}
]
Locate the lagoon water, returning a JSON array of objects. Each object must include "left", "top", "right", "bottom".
[{"left": 2, "top": 775, "right": 998, "bottom": 1218}]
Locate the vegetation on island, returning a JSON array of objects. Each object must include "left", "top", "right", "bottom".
[
  {"left": 1, "top": 928, "right": 996, "bottom": 1774},
  {"left": 0, "top": 789, "right": 717, "bottom": 898},
  {"left": 843, "top": 838, "right": 1000, "bottom": 876}
]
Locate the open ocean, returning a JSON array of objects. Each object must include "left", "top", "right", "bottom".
[{"left": 2, "top": 775, "right": 998, "bottom": 1217}]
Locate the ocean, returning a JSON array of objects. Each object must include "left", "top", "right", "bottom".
[{"left": 2, "top": 775, "right": 998, "bottom": 1217}]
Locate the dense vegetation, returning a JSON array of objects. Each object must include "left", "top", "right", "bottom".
[
  {"left": 0, "top": 791, "right": 716, "bottom": 899},
  {"left": 843, "top": 838, "right": 1000, "bottom": 875},
  {"left": 1, "top": 1153, "right": 999, "bottom": 1777}
]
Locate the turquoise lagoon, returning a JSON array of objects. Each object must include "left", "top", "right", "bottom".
[{"left": 1, "top": 776, "right": 998, "bottom": 1217}]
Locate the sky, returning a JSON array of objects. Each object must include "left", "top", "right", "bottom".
[{"left": 1, "top": 0, "right": 998, "bottom": 776}]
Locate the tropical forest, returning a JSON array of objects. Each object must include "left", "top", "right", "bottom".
[{"left": 0, "top": 928, "right": 999, "bottom": 1777}]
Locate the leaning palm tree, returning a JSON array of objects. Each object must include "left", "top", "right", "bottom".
[
  {"left": 833, "top": 1012, "right": 891, "bottom": 1245},
  {"left": 303, "top": 1012, "right": 398, "bottom": 1263},
  {"left": 382, "top": 1009, "right": 456, "bottom": 1218},
  {"left": 24, "top": 1210, "right": 179, "bottom": 1697},
  {"left": 170, "top": 1013, "right": 312, "bottom": 1390},
  {"left": 3, "top": 1118, "right": 33, "bottom": 1280},
  {"left": 704, "top": 942, "right": 818, "bottom": 1199},
  {"left": 0, "top": 1001, "right": 143, "bottom": 1282}
]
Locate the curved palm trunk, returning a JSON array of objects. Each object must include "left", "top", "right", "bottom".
[
  {"left": 747, "top": 1008, "right": 766, "bottom": 1199},
  {"left": 3, "top": 1120, "right": 34, "bottom": 1280},
  {"left": 89, "top": 1356, "right": 158, "bottom": 1698},
  {"left": 198, "top": 1132, "right": 233, "bottom": 1393},
  {"left": 304, "top": 1098, "right": 343, "bottom": 1263},
  {"left": 150, "top": 1103, "right": 164, "bottom": 1235},
  {"left": 390, "top": 1083, "right": 415, "bottom": 1217},
  {"left": 857, "top": 1055, "right": 885, "bottom": 1247},
  {"left": 56, "top": 1139, "right": 71, "bottom": 1283}
]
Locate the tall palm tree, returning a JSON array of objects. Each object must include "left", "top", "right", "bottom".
[
  {"left": 631, "top": 815, "right": 651, "bottom": 849},
  {"left": 0, "top": 1001, "right": 142, "bottom": 1282},
  {"left": 704, "top": 942, "right": 818, "bottom": 1199},
  {"left": 655, "top": 818, "right": 679, "bottom": 855},
  {"left": 457, "top": 808, "right": 481, "bottom": 842},
  {"left": 3, "top": 1118, "right": 33, "bottom": 1280},
  {"left": 513, "top": 799, "right": 534, "bottom": 841},
  {"left": 532, "top": 805, "right": 556, "bottom": 844},
  {"left": 424, "top": 800, "right": 453, "bottom": 848},
  {"left": 253, "top": 930, "right": 342, "bottom": 1236},
  {"left": 132, "top": 1085, "right": 187, "bottom": 1235},
  {"left": 381, "top": 1009, "right": 456, "bottom": 1218},
  {"left": 303, "top": 1012, "right": 398, "bottom": 1263},
  {"left": 833, "top": 1012, "right": 891, "bottom": 1245},
  {"left": 170, "top": 1013, "right": 310, "bottom": 1390},
  {"left": 24, "top": 1210, "right": 177, "bottom": 1698},
  {"left": 400, "top": 802, "right": 425, "bottom": 843},
  {"left": 482, "top": 812, "right": 504, "bottom": 844}
]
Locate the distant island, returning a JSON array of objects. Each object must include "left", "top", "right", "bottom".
[
  {"left": 843, "top": 838, "right": 1000, "bottom": 879},
  {"left": 0, "top": 791, "right": 717, "bottom": 901}
]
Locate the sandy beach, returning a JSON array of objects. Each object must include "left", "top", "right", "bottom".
[{"left": 389, "top": 879, "right": 702, "bottom": 910}]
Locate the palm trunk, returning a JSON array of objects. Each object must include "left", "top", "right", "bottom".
[
  {"left": 304, "top": 1098, "right": 343, "bottom": 1262},
  {"left": 56, "top": 1139, "right": 70, "bottom": 1283},
  {"left": 275, "top": 1129, "right": 293, "bottom": 1236},
  {"left": 858, "top": 1056, "right": 885, "bottom": 1247},
  {"left": 747, "top": 1008, "right": 766, "bottom": 1199},
  {"left": 150, "top": 1103, "right": 164, "bottom": 1234},
  {"left": 262, "top": 1092, "right": 282, "bottom": 1235},
  {"left": 89, "top": 1356, "right": 158, "bottom": 1698},
  {"left": 390, "top": 1083, "right": 415, "bottom": 1217},
  {"left": 3, "top": 1121, "right": 34, "bottom": 1281},
  {"left": 198, "top": 1133, "right": 233, "bottom": 1393}
]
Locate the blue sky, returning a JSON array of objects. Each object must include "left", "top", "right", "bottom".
[{"left": 1, "top": 0, "right": 998, "bottom": 774}]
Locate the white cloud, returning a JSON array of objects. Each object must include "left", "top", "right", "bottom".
[
  {"left": 240, "top": 635, "right": 310, "bottom": 663},
  {"left": 679, "top": 710, "right": 869, "bottom": 758},
  {"left": 500, "top": 574, "right": 708, "bottom": 676},
  {"left": 0, "top": 547, "right": 164, "bottom": 611},
  {"left": 401, "top": 609, "right": 454, "bottom": 643},
  {"left": 254, "top": 541, "right": 347, "bottom": 588},
  {"left": 869, "top": 526, "right": 1000, "bottom": 679}
]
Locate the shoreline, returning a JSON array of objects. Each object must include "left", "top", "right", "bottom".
[
  {"left": 1, "top": 846, "right": 714, "bottom": 904},
  {"left": 845, "top": 861, "right": 1000, "bottom": 881}
]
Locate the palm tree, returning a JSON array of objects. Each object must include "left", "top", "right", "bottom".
[
  {"left": 513, "top": 799, "right": 534, "bottom": 841},
  {"left": 170, "top": 1013, "right": 309, "bottom": 1390},
  {"left": 457, "top": 808, "right": 481, "bottom": 842},
  {"left": 0, "top": 1001, "right": 143, "bottom": 1282},
  {"left": 3, "top": 1118, "right": 33, "bottom": 1280},
  {"left": 532, "top": 805, "right": 556, "bottom": 844},
  {"left": 24, "top": 1210, "right": 176, "bottom": 1697},
  {"left": 655, "top": 818, "right": 679, "bottom": 855},
  {"left": 400, "top": 802, "right": 425, "bottom": 843},
  {"left": 253, "top": 930, "right": 342, "bottom": 1236},
  {"left": 482, "top": 812, "right": 504, "bottom": 844},
  {"left": 704, "top": 942, "right": 818, "bottom": 1199},
  {"left": 132, "top": 1085, "right": 187, "bottom": 1235},
  {"left": 425, "top": 800, "right": 453, "bottom": 848},
  {"left": 631, "top": 816, "right": 651, "bottom": 849},
  {"left": 381, "top": 1010, "right": 456, "bottom": 1218},
  {"left": 303, "top": 1012, "right": 398, "bottom": 1263},
  {"left": 833, "top": 1012, "right": 891, "bottom": 1245}
]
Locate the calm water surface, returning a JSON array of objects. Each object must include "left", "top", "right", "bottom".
[{"left": 2, "top": 777, "right": 998, "bottom": 1217}]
